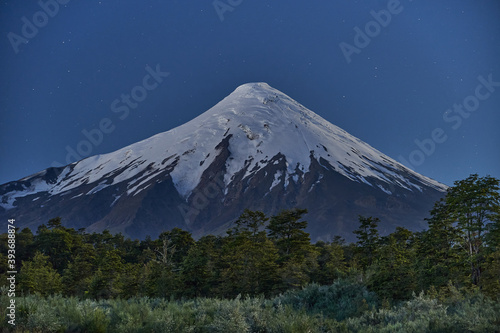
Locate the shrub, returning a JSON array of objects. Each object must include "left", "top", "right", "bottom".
[
  {"left": 344, "top": 291, "right": 500, "bottom": 332},
  {"left": 273, "top": 279, "right": 377, "bottom": 321},
  {"left": 3, "top": 284, "right": 499, "bottom": 332}
]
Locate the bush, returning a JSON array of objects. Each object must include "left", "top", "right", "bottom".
[
  {"left": 1, "top": 284, "right": 498, "bottom": 332},
  {"left": 273, "top": 279, "right": 377, "bottom": 321},
  {"left": 344, "top": 291, "right": 500, "bottom": 332}
]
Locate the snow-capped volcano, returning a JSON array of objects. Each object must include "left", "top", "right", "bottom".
[{"left": 0, "top": 83, "right": 446, "bottom": 241}]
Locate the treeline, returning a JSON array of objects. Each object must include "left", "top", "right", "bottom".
[{"left": 0, "top": 174, "right": 499, "bottom": 304}]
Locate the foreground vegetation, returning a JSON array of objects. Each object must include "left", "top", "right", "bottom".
[
  {"left": 1, "top": 280, "right": 499, "bottom": 332},
  {"left": 1, "top": 174, "right": 499, "bottom": 331}
]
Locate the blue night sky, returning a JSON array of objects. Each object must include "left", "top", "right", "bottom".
[{"left": 1, "top": 0, "right": 499, "bottom": 186}]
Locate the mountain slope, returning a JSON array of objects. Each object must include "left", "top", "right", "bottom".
[{"left": 0, "top": 83, "right": 446, "bottom": 241}]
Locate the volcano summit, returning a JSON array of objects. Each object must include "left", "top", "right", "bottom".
[{"left": 0, "top": 83, "right": 446, "bottom": 241}]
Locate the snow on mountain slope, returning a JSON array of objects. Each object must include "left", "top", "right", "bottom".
[{"left": 0, "top": 82, "right": 446, "bottom": 211}]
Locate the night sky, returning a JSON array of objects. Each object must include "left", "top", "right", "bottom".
[{"left": 1, "top": 0, "right": 499, "bottom": 186}]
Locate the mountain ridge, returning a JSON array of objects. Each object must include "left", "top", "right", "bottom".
[{"left": 0, "top": 82, "right": 446, "bottom": 241}]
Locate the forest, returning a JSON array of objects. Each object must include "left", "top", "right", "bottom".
[{"left": 1, "top": 174, "right": 499, "bottom": 332}]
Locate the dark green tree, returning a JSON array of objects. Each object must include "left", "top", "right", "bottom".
[
  {"left": 417, "top": 199, "right": 466, "bottom": 290},
  {"left": 88, "top": 248, "right": 124, "bottom": 299},
  {"left": 267, "top": 208, "right": 311, "bottom": 260},
  {"left": 312, "top": 239, "right": 347, "bottom": 285},
  {"left": 18, "top": 252, "right": 63, "bottom": 296},
  {"left": 368, "top": 227, "right": 417, "bottom": 301},
  {"left": 140, "top": 228, "right": 194, "bottom": 299},
  {"left": 426, "top": 174, "right": 500, "bottom": 286},
  {"left": 267, "top": 208, "right": 318, "bottom": 290},
  {"left": 180, "top": 235, "right": 223, "bottom": 298},
  {"left": 156, "top": 228, "right": 195, "bottom": 267},
  {"left": 62, "top": 243, "right": 96, "bottom": 297},
  {"left": 16, "top": 227, "right": 35, "bottom": 263},
  {"left": 353, "top": 216, "right": 380, "bottom": 268},
  {"left": 218, "top": 210, "right": 279, "bottom": 297},
  {"left": 34, "top": 218, "right": 81, "bottom": 273},
  {"left": 448, "top": 174, "right": 500, "bottom": 285},
  {"left": 230, "top": 209, "right": 268, "bottom": 236}
]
